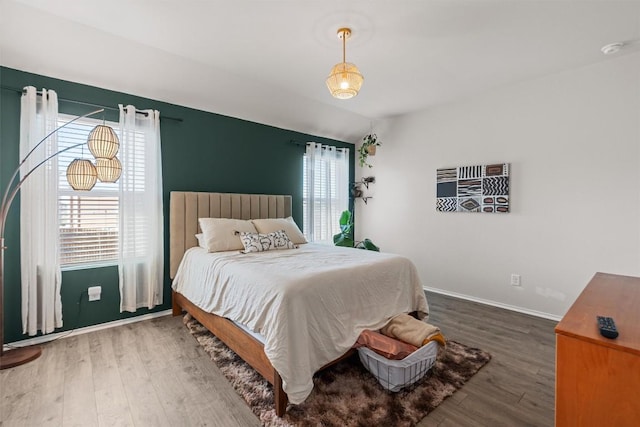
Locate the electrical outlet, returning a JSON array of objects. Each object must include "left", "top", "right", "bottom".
[
  {"left": 88, "top": 285, "right": 102, "bottom": 301},
  {"left": 510, "top": 274, "right": 521, "bottom": 287}
]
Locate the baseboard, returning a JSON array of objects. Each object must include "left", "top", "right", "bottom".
[
  {"left": 3, "top": 309, "right": 173, "bottom": 350},
  {"left": 424, "top": 286, "right": 562, "bottom": 322},
  {"left": 6, "top": 291, "right": 560, "bottom": 350}
]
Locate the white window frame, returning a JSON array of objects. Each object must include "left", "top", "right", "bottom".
[
  {"left": 57, "top": 114, "right": 120, "bottom": 270},
  {"left": 302, "top": 144, "right": 350, "bottom": 244}
]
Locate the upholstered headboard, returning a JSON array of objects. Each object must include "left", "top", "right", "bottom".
[{"left": 169, "top": 191, "right": 293, "bottom": 277}]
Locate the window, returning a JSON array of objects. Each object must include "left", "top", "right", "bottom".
[
  {"left": 57, "top": 115, "right": 120, "bottom": 267},
  {"left": 302, "top": 143, "right": 349, "bottom": 243}
]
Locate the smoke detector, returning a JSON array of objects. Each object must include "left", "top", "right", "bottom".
[{"left": 601, "top": 42, "right": 625, "bottom": 55}]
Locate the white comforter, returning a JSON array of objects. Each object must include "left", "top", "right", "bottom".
[{"left": 172, "top": 243, "right": 428, "bottom": 404}]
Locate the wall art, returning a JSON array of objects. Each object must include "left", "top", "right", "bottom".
[{"left": 436, "top": 163, "right": 510, "bottom": 213}]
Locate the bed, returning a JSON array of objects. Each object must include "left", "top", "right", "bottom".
[{"left": 169, "top": 191, "right": 428, "bottom": 416}]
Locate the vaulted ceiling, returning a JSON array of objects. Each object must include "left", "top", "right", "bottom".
[{"left": 2, "top": 0, "right": 639, "bottom": 142}]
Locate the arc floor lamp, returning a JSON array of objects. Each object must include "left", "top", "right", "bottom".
[{"left": 0, "top": 107, "right": 121, "bottom": 369}]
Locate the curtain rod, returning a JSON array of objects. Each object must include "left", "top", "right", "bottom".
[
  {"left": 0, "top": 85, "right": 183, "bottom": 122},
  {"left": 289, "top": 140, "right": 348, "bottom": 152}
]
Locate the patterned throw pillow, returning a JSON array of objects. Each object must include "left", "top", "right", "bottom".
[{"left": 237, "top": 230, "right": 297, "bottom": 253}]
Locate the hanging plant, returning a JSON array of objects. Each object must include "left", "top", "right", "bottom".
[{"left": 358, "top": 133, "right": 382, "bottom": 168}]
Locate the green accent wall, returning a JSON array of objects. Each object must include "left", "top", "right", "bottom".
[{"left": 0, "top": 66, "right": 354, "bottom": 343}]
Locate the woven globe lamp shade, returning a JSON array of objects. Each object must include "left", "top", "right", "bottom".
[
  {"left": 87, "top": 124, "right": 119, "bottom": 160},
  {"left": 326, "top": 62, "right": 364, "bottom": 100},
  {"left": 96, "top": 157, "right": 122, "bottom": 183},
  {"left": 66, "top": 159, "right": 98, "bottom": 191}
]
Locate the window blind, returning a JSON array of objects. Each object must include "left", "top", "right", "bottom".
[
  {"left": 302, "top": 144, "right": 349, "bottom": 243},
  {"left": 57, "top": 115, "right": 120, "bottom": 267}
]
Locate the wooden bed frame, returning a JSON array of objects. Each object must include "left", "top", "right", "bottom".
[{"left": 169, "top": 191, "right": 353, "bottom": 416}]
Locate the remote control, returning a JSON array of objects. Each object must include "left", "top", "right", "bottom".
[{"left": 597, "top": 316, "right": 618, "bottom": 339}]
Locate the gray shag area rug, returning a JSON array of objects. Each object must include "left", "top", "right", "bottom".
[{"left": 184, "top": 314, "right": 491, "bottom": 427}]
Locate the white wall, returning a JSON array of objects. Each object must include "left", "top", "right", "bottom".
[{"left": 355, "top": 52, "right": 640, "bottom": 319}]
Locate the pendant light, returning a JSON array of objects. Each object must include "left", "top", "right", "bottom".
[
  {"left": 326, "top": 28, "right": 364, "bottom": 100},
  {"left": 87, "top": 124, "right": 119, "bottom": 159},
  {"left": 67, "top": 122, "right": 121, "bottom": 188},
  {"left": 95, "top": 156, "right": 122, "bottom": 183},
  {"left": 66, "top": 159, "right": 98, "bottom": 191}
]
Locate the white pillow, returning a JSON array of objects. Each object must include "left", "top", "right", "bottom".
[
  {"left": 251, "top": 217, "right": 307, "bottom": 244},
  {"left": 198, "top": 218, "right": 257, "bottom": 252},
  {"left": 195, "top": 233, "right": 207, "bottom": 249},
  {"left": 238, "top": 230, "right": 297, "bottom": 253}
]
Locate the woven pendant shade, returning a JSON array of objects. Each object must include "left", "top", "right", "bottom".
[
  {"left": 66, "top": 159, "right": 97, "bottom": 191},
  {"left": 326, "top": 62, "right": 364, "bottom": 100},
  {"left": 95, "top": 157, "right": 122, "bottom": 183},
  {"left": 326, "top": 28, "right": 364, "bottom": 100},
  {"left": 87, "top": 125, "right": 119, "bottom": 160}
]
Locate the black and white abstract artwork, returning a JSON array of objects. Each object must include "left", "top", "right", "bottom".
[{"left": 436, "top": 163, "right": 510, "bottom": 213}]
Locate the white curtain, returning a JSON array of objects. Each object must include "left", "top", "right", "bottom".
[
  {"left": 118, "top": 105, "right": 164, "bottom": 312},
  {"left": 19, "top": 86, "right": 62, "bottom": 335},
  {"left": 303, "top": 143, "right": 349, "bottom": 243}
]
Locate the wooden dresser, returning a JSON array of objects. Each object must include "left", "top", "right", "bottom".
[{"left": 555, "top": 272, "right": 640, "bottom": 426}]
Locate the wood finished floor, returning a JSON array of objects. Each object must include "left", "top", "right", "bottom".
[{"left": 0, "top": 292, "right": 557, "bottom": 426}]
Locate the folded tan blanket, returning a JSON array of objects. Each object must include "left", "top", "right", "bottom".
[
  {"left": 381, "top": 313, "right": 445, "bottom": 347},
  {"left": 354, "top": 329, "right": 419, "bottom": 360}
]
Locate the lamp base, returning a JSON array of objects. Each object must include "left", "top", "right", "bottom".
[{"left": 0, "top": 346, "right": 42, "bottom": 370}]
